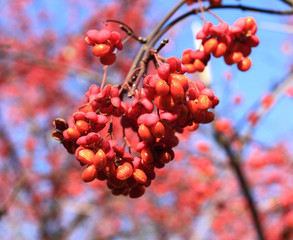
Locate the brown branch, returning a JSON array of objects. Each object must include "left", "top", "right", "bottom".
[
  {"left": 0, "top": 111, "right": 26, "bottom": 219},
  {"left": 280, "top": 0, "right": 293, "bottom": 7},
  {"left": 214, "top": 131, "right": 265, "bottom": 240},
  {"left": 150, "top": 2, "right": 293, "bottom": 47},
  {"left": 0, "top": 174, "right": 27, "bottom": 220},
  {"left": 208, "top": 4, "right": 293, "bottom": 15},
  {"left": 123, "top": 0, "right": 187, "bottom": 94}
]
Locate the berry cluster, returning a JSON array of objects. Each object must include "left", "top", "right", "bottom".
[
  {"left": 53, "top": 13, "right": 259, "bottom": 198},
  {"left": 85, "top": 29, "right": 123, "bottom": 65},
  {"left": 53, "top": 56, "right": 219, "bottom": 198},
  {"left": 182, "top": 17, "right": 259, "bottom": 72}
]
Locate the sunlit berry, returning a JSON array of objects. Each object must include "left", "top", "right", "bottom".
[
  {"left": 237, "top": 57, "right": 252, "bottom": 71},
  {"left": 81, "top": 165, "right": 97, "bottom": 182},
  {"left": 92, "top": 44, "right": 110, "bottom": 57}
]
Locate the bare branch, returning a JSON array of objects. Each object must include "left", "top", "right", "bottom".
[
  {"left": 0, "top": 174, "right": 27, "bottom": 220},
  {"left": 213, "top": 131, "right": 265, "bottom": 240}
]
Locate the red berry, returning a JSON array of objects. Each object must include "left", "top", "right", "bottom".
[
  {"left": 77, "top": 149, "right": 95, "bottom": 165},
  {"left": 159, "top": 151, "right": 172, "bottom": 164},
  {"left": 185, "top": 64, "right": 196, "bottom": 73},
  {"left": 198, "top": 94, "right": 212, "bottom": 111},
  {"left": 100, "top": 53, "right": 116, "bottom": 65},
  {"left": 202, "top": 111, "right": 215, "bottom": 124},
  {"left": 66, "top": 127, "right": 80, "bottom": 140},
  {"left": 93, "top": 149, "right": 107, "bottom": 170},
  {"left": 212, "top": 42, "right": 227, "bottom": 58},
  {"left": 129, "top": 185, "right": 145, "bottom": 198},
  {"left": 203, "top": 38, "right": 218, "bottom": 54},
  {"left": 75, "top": 120, "right": 89, "bottom": 133},
  {"left": 186, "top": 100, "right": 199, "bottom": 116},
  {"left": 108, "top": 176, "right": 126, "bottom": 188},
  {"left": 193, "top": 59, "right": 206, "bottom": 72},
  {"left": 181, "top": 53, "right": 193, "bottom": 64},
  {"left": 154, "top": 94, "right": 175, "bottom": 110},
  {"left": 92, "top": 44, "right": 110, "bottom": 57},
  {"left": 141, "top": 148, "right": 154, "bottom": 164},
  {"left": 155, "top": 79, "right": 170, "bottom": 96},
  {"left": 151, "top": 122, "right": 165, "bottom": 138},
  {"left": 170, "top": 79, "right": 185, "bottom": 102},
  {"left": 81, "top": 165, "right": 97, "bottom": 182},
  {"left": 237, "top": 57, "right": 252, "bottom": 71},
  {"left": 187, "top": 122, "right": 199, "bottom": 131},
  {"left": 138, "top": 124, "right": 154, "bottom": 142},
  {"left": 132, "top": 169, "right": 147, "bottom": 184},
  {"left": 168, "top": 73, "right": 189, "bottom": 91},
  {"left": 116, "top": 162, "right": 133, "bottom": 180},
  {"left": 245, "top": 17, "right": 256, "bottom": 32},
  {"left": 111, "top": 187, "right": 127, "bottom": 196}
]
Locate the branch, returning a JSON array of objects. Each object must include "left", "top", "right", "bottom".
[
  {"left": 208, "top": 4, "right": 293, "bottom": 15},
  {"left": 213, "top": 131, "right": 265, "bottom": 240},
  {"left": 149, "top": 0, "right": 293, "bottom": 48},
  {"left": 280, "top": 0, "right": 293, "bottom": 7},
  {"left": 123, "top": 0, "right": 187, "bottom": 90},
  {"left": 0, "top": 174, "right": 27, "bottom": 220},
  {"left": 236, "top": 71, "right": 293, "bottom": 143}
]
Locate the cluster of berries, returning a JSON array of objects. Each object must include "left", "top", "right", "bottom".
[
  {"left": 53, "top": 56, "right": 219, "bottom": 198},
  {"left": 85, "top": 29, "right": 123, "bottom": 65},
  {"left": 181, "top": 17, "right": 259, "bottom": 72}
]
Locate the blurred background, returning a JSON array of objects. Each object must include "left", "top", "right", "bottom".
[{"left": 1, "top": 0, "right": 293, "bottom": 239}]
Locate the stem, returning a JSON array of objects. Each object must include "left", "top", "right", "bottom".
[
  {"left": 121, "top": 117, "right": 132, "bottom": 153},
  {"left": 122, "top": 35, "right": 132, "bottom": 45},
  {"left": 101, "top": 66, "right": 108, "bottom": 89},
  {"left": 128, "top": 60, "right": 147, "bottom": 97},
  {"left": 206, "top": 9, "right": 223, "bottom": 22},
  {"left": 153, "top": 51, "right": 163, "bottom": 66},
  {"left": 119, "top": 67, "right": 141, "bottom": 96},
  {"left": 106, "top": 19, "right": 135, "bottom": 33},
  {"left": 198, "top": 0, "right": 206, "bottom": 22},
  {"left": 124, "top": 0, "right": 187, "bottom": 90}
]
